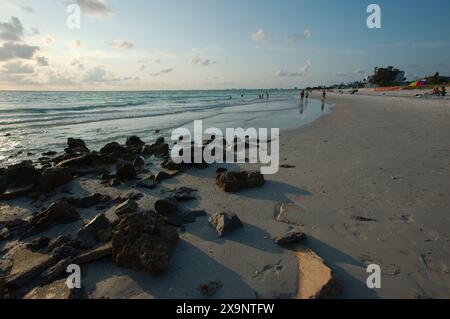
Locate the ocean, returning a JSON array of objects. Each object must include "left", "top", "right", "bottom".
[{"left": 0, "top": 90, "right": 331, "bottom": 167}]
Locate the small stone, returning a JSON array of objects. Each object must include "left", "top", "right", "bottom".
[
  {"left": 155, "top": 171, "right": 172, "bottom": 182},
  {"left": 76, "top": 214, "right": 112, "bottom": 249},
  {"left": 197, "top": 281, "right": 223, "bottom": 297},
  {"left": 27, "top": 236, "right": 51, "bottom": 250},
  {"left": 209, "top": 212, "right": 243, "bottom": 237},
  {"left": 116, "top": 161, "right": 137, "bottom": 181},
  {"left": 72, "top": 243, "right": 112, "bottom": 265},
  {"left": 114, "top": 199, "right": 138, "bottom": 217},
  {"left": 275, "top": 229, "right": 306, "bottom": 245},
  {"left": 40, "top": 167, "right": 73, "bottom": 192},
  {"left": 136, "top": 177, "right": 158, "bottom": 190}
]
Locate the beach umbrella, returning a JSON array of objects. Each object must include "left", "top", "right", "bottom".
[{"left": 409, "top": 81, "right": 427, "bottom": 87}]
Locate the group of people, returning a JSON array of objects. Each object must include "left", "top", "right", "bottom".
[
  {"left": 258, "top": 92, "right": 270, "bottom": 100},
  {"left": 299, "top": 89, "right": 327, "bottom": 103},
  {"left": 431, "top": 86, "right": 447, "bottom": 97}
]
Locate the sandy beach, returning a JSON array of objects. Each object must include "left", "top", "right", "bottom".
[{"left": 1, "top": 92, "right": 449, "bottom": 299}]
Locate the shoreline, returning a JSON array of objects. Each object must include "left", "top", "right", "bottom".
[{"left": 1, "top": 92, "right": 449, "bottom": 299}]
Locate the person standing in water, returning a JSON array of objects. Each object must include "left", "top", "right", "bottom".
[
  {"left": 266, "top": 91, "right": 270, "bottom": 100},
  {"left": 322, "top": 90, "right": 327, "bottom": 100},
  {"left": 306, "top": 91, "right": 309, "bottom": 100},
  {"left": 300, "top": 90, "right": 305, "bottom": 103}
]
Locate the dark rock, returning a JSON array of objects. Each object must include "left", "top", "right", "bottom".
[
  {"left": 109, "top": 178, "right": 122, "bottom": 187},
  {"left": 50, "top": 239, "right": 81, "bottom": 261},
  {"left": 42, "top": 151, "right": 57, "bottom": 156},
  {"left": 133, "top": 156, "right": 146, "bottom": 172},
  {"left": 61, "top": 193, "right": 112, "bottom": 209},
  {"left": 154, "top": 199, "right": 178, "bottom": 216},
  {"left": 161, "top": 159, "right": 183, "bottom": 171},
  {"left": 27, "top": 236, "right": 51, "bottom": 250},
  {"left": 155, "top": 171, "right": 172, "bottom": 182},
  {"left": 40, "top": 167, "right": 73, "bottom": 192},
  {"left": 126, "top": 136, "right": 145, "bottom": 148},
  {"left": 114, "top": 199, "right": 138, "bottom": 217},
  {"left": 116, "top": 161, "right": 137, "bottom": 181},
  {"left": 0, "top": 245, "right": 56, "bottom": 288},
  {"left": 197, "top": 281, "right": 223, "bottom": 297},
  {"left": 216, "top": 168, "right": 228, "bottom": 174},
  {"left": 136, "top": 177, "right": 158, "bottom": 189},
  {"left": 216, "top": 171, "right": 265, "bottom": 193},
  {"left": 66, "top": 138, "right": 90, "bottom": 154},
  {"left": 21, "top": 202, "right": 81, "bottom": 239},
  {"left": 209, "top": 212, "right": 243, "bottom": 237},
  {"left": 170, "top": 187, "right": 197, "bottom": 202},
  {"left": 182, "top": 210, "right": 207, "bottom": 224},
  {"left": 47, "top": 235, "right": 73, "bottom": 252},
  {"left": 72, "top": 243, "right": 112, "bottom": 265},
  {"left": 141, "top": 137, "right": 169, "bottom": 157},
  {"left": 111, "top": 213, "right": 178, "bottom": 275},
  {"left": 0, "top": 161, "right": 41, "bottom": 194},
  {"left": 76, "top": 214, "right": 112, "bottom": 249},
  {"left": 56, "top": 154, "right": 101, "bottom": 169},
  {"left": 0, "top": 184, "right": 35, "bottom": 200},
  {"left": 40, "top": 258, "right": 72, "bottom": 284},
  {"left": 275, "top": 229, "right": 306, "bottom": 245}
]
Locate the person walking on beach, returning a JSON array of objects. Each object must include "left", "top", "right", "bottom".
[
  {"left": 322, "top": 90, "right": 326, "bottom": 100},
  {"left": 306, "top": 91, "right": 309, "bottom": 100},
  {"left": 300, "top": 90, "right": 305, "bottom": 103},
  {"left": 442, "top": 86, "right": 447, "bottom": 97}
]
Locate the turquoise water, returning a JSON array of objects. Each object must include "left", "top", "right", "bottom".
[{"left": 0, "top": 90, "right": 331, "bottom": 166}]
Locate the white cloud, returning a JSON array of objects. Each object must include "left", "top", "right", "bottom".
[
  {"left": 111, "top": 40, "right": 134, "bottom": 50},
  {"left": 335, "top": 69, "right": 366, "bottom": 77},
  {"left": 72, "top": 39, "right": 82, "bottom": 48},
  {"left": 82, "top": 65, "right": 119, "bottom": 82},
  {"left": 42, "top": 35, "right": 55, "bottom": 46},
  {"left": 277, "top": 60, "right": 311, "bottom": 77},
  {"left": 304, "top": 28, "right": 312, "bottom": 39},
  {"left": 35, "top": 56, "right": 49, "bottom": 66},
  {"left": 0, "top": 17, "right": 25, "bottom": 42},
  {"left": 190, "top": 56, "right": 216, "bottom": 66},
  {"left": 19, "top": 5, "right": 35, "bottom": 13},
  {"left": 74, "top": 0, "right": 113, "bottom": 18},
  {"left": 252, "top": 29, "right": 268, "bottom": 43},
  {"left": 2, "top": 61, "right": 34, "bottom": 74},
  {"left": 70, "top": 58, "right": 84, "bottom": 70},
  {"left": 0, "top": 42, "right": 40, "bottom": 61},
  {"left": 150, "top": 68, "right": 173, "bottom": 76}
]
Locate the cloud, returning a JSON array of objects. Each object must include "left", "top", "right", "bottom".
[
  {"left": 277, "top": 60, "right": 311, "bottom": 77},
  {"left": 82, "top": 65, "right": 118, "bottom": 82},
  {"left": 2, "top": 61, "right": 34, "bottom": 74},
  {"left": 304, "top": 28, "right": 311, "bottom": 39},
  {"left": 0, "top": 42, "right": 40, "bottom": 61},
  {"left": 111, "top": 40, "right": 134, "bottom": 50},
  {"left": 150, "top": 68, "right": 173, "bottom": 76},
  {"left": 74, "top": 0, "right": 113, "bottom": 18},
  {"left": 70, "top": 58, "right": 84, "bottom": 70},
  {"left": 72, "top": 39, "right": 82, "bottom": 48},
  {"left": 35, "top": 56, "right": 49, "bottom": 66},
  {"left": 19, "top": 5, "right": 35, "bottom": 13},
  {"left": 335, "top": 69, "right": 366, "bottom": 77},
  {"left": 42, "top": 35, "right": 55, "bottom": 46},
  {"left": 190, "top": 57, "right": 216, "bottom": 66},
  {"left": 0, "top": 17, "right": 25, "bottom": 42},
  {"left": 252, "top": 29, "right": 268, "bottom": 43}
]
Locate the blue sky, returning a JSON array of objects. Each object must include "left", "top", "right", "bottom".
[{"left": 0, "top": 0, "right": 449, "bottom": 90}]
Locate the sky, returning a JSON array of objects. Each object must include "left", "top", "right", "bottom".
[{"left": 0, "top": 0, "right": 449, "bottom": 90}]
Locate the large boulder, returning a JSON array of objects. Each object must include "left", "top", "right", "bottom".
[
  {"left": 76, "top": 214, "right": 112, "bottom": 249},
  {"left": 126, "top": 136, "right": 145, "bottom": 148},
  {"left": 116, "top": 161, "right": 137, "bottom": 181},
  {"left": 0, "top": 161, "right": 41, "bottom": 194},
  {"left": 24, "top": 278, "right": 83, "bottom": 299},
  {"left": 141, "top": 137, "right": 169, "bottom": 157},
  {"left": 65, "top": 138, "right": 90, "bottom": 155},
  {"left": 112, "top": 213, "right": 178, "bottom": 275},
  {"left": 40, "top": 167, "right": 73, "bottom": 192},
  {"left": 21, "top": 202, "right": 81, "bottom": 239},
  {"left": 114, "top": 199, "right": 138, "bottom": 217},
  {"left": 209, "top": 212, "right": 243, "bottom": 238},
  {"left": 216, "top": 171, "right": 265, "bottom": 193},
  {"left": 0, "top": 245, "right": 56, "bottom": 288}
]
